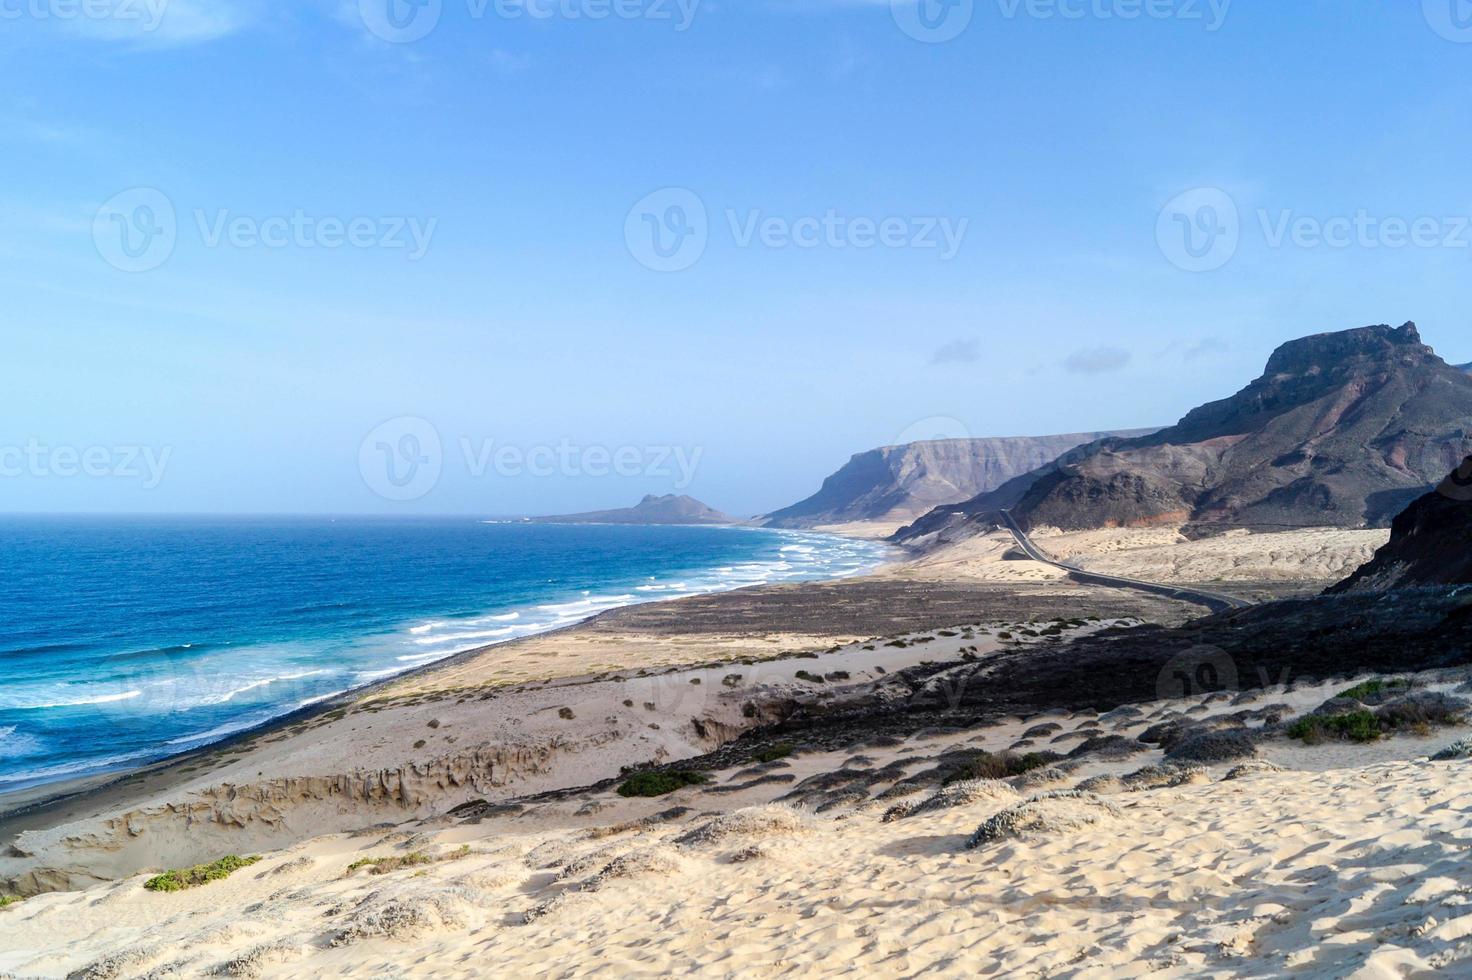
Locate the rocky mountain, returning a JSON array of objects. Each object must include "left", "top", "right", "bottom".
[
  {"left": 1329, "top": 456, "right": 1472, "bottom": 592},
  {"left": 761, "top": 431, "right": 1155, "bottom": 529},
  {"left": 896, "top": 323, "right": 1472, "bottom": 544},
  {"left": 529, "top": 494, "right": 737, "bottom": 526}
]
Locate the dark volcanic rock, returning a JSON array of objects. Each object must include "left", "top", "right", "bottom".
[
  {"left": 1330, "top": 456, "right": 1472, "bottom": 592},
  {"left": 1067, "top": 734, "right": 1146, "bottom": 760},
  {"left": 890, "top": 587, "right": 1472, "bottom": 720},
  {"left": 895, "top": 323, "right": 1472, "bottom": 542},
  {"left": 1165, "top": 730, "right": 1259, "bottom": 764}
]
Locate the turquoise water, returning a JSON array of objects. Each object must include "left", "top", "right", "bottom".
[{"left": 0, "top": 518, "right": 887, "bottom": 792}]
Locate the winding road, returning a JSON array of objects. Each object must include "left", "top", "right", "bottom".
[{"left": 998, "top": 510, "right": 1252, "bottom": 615}]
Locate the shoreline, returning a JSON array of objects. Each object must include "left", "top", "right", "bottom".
[
  {"left": 0, "top": 528, "right": 899, "bottom": 820},
  {"left": 0, "top": 576, "right": 1208, "bottom": 893},
  {"left": 1, "top": 522, "right": 1385, "bottom": 903},
  {"left": 8, "top": 601, "right": 1472, "bottom": 975}
]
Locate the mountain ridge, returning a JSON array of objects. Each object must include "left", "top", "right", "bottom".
[
  {"left": 761, "top": 431, "right": 1157, "bottom": 529},
  {"left": 895, "top": 322, "right": 1472, "bottom": 545}
]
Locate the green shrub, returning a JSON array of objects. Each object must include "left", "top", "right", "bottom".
[
  {"left": 751, "top": 743, "right": 794, "bottom": 764},
  {"left": 144, "top": 855, "right": 261, "bottom": 892},
  {"left": 1287, "top": 711, "right": 1380, "bottom": 744},
  {"left": 0, "top": 895, "right": 22, "bottom": 909},
  {"left": 616, "top": 770, "right": 711, "bottom": 798},
  {"left": 1336, "top": 678, "right": 1411, "bottom": 701},
  {"left": 346, "top": 844, "right": 470, "bottom": 876}
]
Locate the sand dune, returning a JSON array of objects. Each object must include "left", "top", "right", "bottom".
[
  {"left": 895, "top": 525, "right": 1388, "bottom": 589},
  {"left": 6, "top": 670, "right": 1472, "bottom": 978},
  {"left": 2, "top": 532, "right": 1454, "bottom": 979}
]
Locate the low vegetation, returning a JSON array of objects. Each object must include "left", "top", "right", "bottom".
[
  {"left": 1289, "top": 692, "right": 1466, "bottom": 745},
  {"left": 347, "top": 844, "right": 470, "bottom": 876},
  {"left": 1336, "top": 678, "right": 1413, "bottom": 701},
  {"left": 942, "top": 751, "right": 1058, "bottom": 786},
  {"left": 1288, "top": 711, "right": 1381, "bottom": 744},
  {"left": 143, "top": 855, "right": 261, "bottom": 892},
  {"left": 0, "top": 895, "right": 22, "bottom": 910},
  {"left": 751, "top": 742, "right": 795, "bottom": 764},
  {"left": 616, "top": 770, "right": 711, "bottom": 797}
]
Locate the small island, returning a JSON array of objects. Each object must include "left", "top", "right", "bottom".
[{"left": 527, "top": 494, "right": 739, "bottom": 526}]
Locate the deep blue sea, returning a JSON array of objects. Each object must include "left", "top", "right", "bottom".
[{"left": 0, "top": 518, "right": 888, "bottom": 793}]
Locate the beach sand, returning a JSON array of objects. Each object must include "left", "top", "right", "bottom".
[
  {"left": 894, "top": 525, "right": 1388, "bottom": 590},
  {"left": 2, "top": 526, "right": 1457, "bottom": 979},
  {"left": 4, "top": 667, "right": 1471, "bottom": 979}
]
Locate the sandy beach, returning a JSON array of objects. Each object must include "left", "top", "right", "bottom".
[
  {"left": 5, "top": 659, "right": 1471, "bottom": 978},
  {"left": 1, "top": 524, "right": 1458, "bottom": 979}
]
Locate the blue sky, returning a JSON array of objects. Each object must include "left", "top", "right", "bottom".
[{"left": 3, "top": 0, "right": 1472, "bottom": 516}]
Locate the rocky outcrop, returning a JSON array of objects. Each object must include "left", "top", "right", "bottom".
[
  {"left": 1329, "top": 456, "right": 1472, "bottom": 592},
  {"left": 529, "top": 494, "right": 737, "bottom": 525},
  {"left": 762, "top": 431, "right": 1155, "bottom": 528},
  {"left": 896, "top": 323, "right": 1472, "bottom": 543}
]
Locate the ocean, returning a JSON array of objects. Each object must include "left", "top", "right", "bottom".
[{"left": 0, "top": 517, "right": 888, "bottom": 793}]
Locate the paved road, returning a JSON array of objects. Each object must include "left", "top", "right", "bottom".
[{"left": 998, "top": 510, "right": 1252, "bottom": 615}]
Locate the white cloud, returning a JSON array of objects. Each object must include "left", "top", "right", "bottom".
[{"left": 56, "top": 0, "right": 252, "bottom": 47}]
